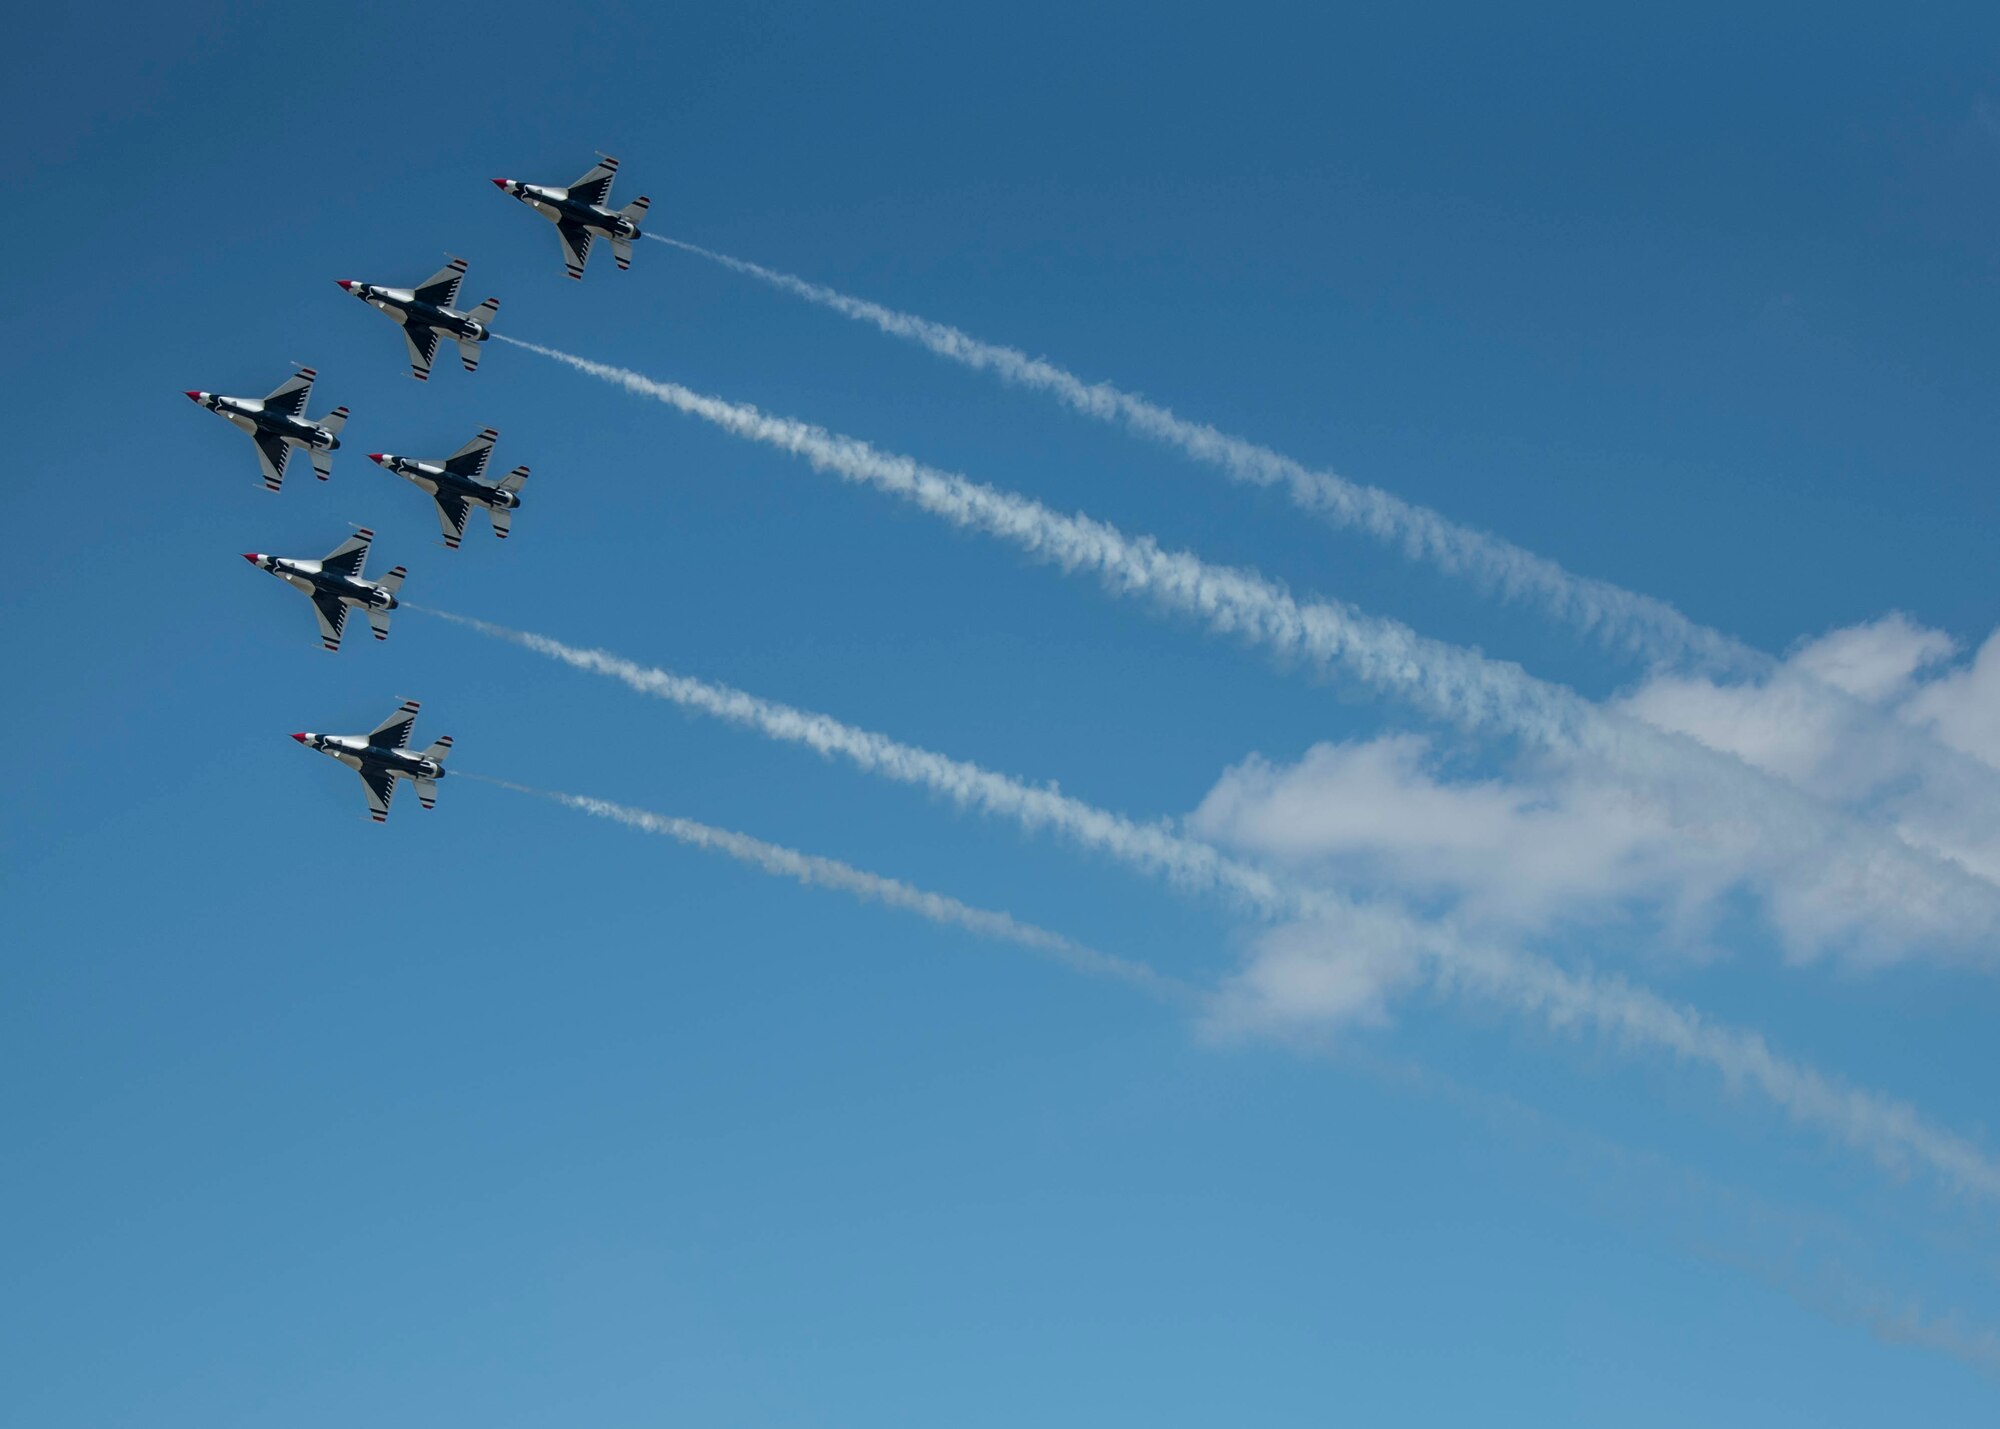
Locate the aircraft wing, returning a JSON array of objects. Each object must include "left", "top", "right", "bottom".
[
  {"left": 412, "top": 256, "right": 468, "bottom": 309},
  {"left": 433, "top": 491, "right": 474, "bottom": 550},
  {"left": 556, "top": 221, "right": 593, "bottom": 281},
  {"left": 263, "top": 366, "right": 317, "bottom": 418},
  {"left": 566, "top": 155, "right": 619, "bottom": 209},
  {"left": 319, "top": 528, "right": 373, "bottom": 580},
  {"left": 443, "top": 427, "right": 498, "bottom": 479},
  {"left": 310, "top": 593, "right": 349, "bottom": 652},
  {"left": 403, "top": 323, "right": 441, "bottom": 382},
  {"left": 253, "top": 431, "right": 292, "bottom": 491},
  {"left": 368, "top": 698, "right": 422, "bottom": 750},
  {"left": 356, "top": 764, "right": 397, "bottom": 823}
]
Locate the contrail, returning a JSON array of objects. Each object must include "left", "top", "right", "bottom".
[
  {"left": 652, "top": 235, "right": 1742, "bottom": 667},
  {"left": 464, "top": 774, "right": 1188, "bottom": 1001},
  {"left": 477, "top": 761, "right": 2000, "bottom": 1376},
  {"left": 656, "top": 238, "right": 2000, "bottom": 820},
  {"left": 490, "top": 336, "right": 2000, "bottom": 953},
  {"left": 433, "top": 612, "right": 2000, "bottom": 1202}
]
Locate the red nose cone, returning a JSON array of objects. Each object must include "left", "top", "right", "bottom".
[
  {"left": 336, "top": 279, "right": 355, "bottom": 291},
  {"left": 184, "top": 390, "right": 202, "bottom": 402},
  {"left": 290, "top": 732, "right": 309, "bottom": 743},
  {"left": 367, "top": 452, "right": 385, "bottom": 464},
  {"left": 491, "top": 177, "right": 510, "bottom": 189},
  {"left": 241, "top": 552, "right": 260, "bottom": 564}
]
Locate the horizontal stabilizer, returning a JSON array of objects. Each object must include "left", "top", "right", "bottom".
[
  {"left": 420, "top": 735, "right": 453, "bottom": 762},
  {"left": 619, "top": 195, "right": 650, "bottom": 223},
  {"left": 496, "top": 464, "right": 529, "bottom": 494},
  {"left": 610, "top": 236, "right": 633, "bottom": 271},
  {"left": 467, "top": 297, "right": 500, "bottom": 326},
  {"left": 414, "top": 777, "right": 440, "bottom": 811},
  {"left": 366, "top": 607, "right": 393, "bottom": 642},
  {"left": 457, "top": 339, "right": 483, "bottom": 374},
  {"left": 376, "top": 565, "right": 407, "bottom": 597},
  {"left": 310, "top": 448, "right": 334, "bottom": 482},
  {"left": 319, "top": 406, "right": 349, "bottom": 437}
]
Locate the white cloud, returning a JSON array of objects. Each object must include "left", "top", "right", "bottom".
[
  {"left": 1191, "top": 617, "right": 2000, "bottom": 965},
  {"left": 1789, "top": 613, "right": 1958, "bottom": 704},
  {"left": 1191, "top": 735, "right": 1713, "bottom": 935},
  {"left": 1624, "top": 617, "right": 2000, "bottom": 890},
  {"left": 1906, "top": 627, "right": 2000, "bottom": 771},
  {"left": 1202, "top": 916, "right": 1425, "bottom": 1036}
]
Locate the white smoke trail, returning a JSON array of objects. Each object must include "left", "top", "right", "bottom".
[
  {"left": 657, "top": 239, "right": 2000, "bottom": 827},
  {"left": 466, "top": 774, "right": 1187, "bottom": 1000},
  {"left": 652, "top": 235, "right": 1740, "bottom": 667},
  {"left": 436, "top": 614, "right": 2000, "bottom": 1202},
  {"left": 489, "top": 336, "right": 2000, "bottom": 952}
]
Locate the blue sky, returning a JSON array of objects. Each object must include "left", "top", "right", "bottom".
[{"left": 7, "top": 2, "right": 2000, "bottom": 1422}]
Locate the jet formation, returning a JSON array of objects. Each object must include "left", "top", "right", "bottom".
[
  {"left": 492, "top": 154, "right": 649, "bottom": 280},
  {"left": 337, "top": 257, "right": 499, "bottom": 382},
  {"left": 188, "top": 155, "right": 650, "bottom": 818},
  {"left": 293, "top": 699, "right": 452, "bottom": 823},
  {"left": 368, "top": 428, "right": 529, "bottom": 549},
  {"left": 187, "top": 367, "right": 348, "bottom": 492},
  {"left": 243, "top": 528, "right": 405, "bottom": 652}
]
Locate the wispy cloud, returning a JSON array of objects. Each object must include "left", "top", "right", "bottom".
[
  {"left": 467, "top": 774, "right": 1186, "bottom": 1000},
  {"left": 434, "top": 613, "right": 2000, "bottom": 1202},
  {"left": 490, "top": 337, "right": 2000, "bottom": 963}
]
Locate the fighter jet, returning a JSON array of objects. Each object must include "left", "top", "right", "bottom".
[
  {"left": 367, "top": 428, "right": 529, "bottom": 549},
  {"left": 335, "top": 256, "right": 498, "bottom": 381},
  {"left": 242, "top": 528, "right": 406, "bottom": 652},
  {"left": 185, "top": 367, "right": 348, "bottom": 492},
  {"left": 292, "top": 699, "right": 451, "bottom": 823},
  {"left": 492, "top": 154, "right": 650, "bottom": 280}
]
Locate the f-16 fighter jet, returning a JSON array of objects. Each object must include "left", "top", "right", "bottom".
[
  {"left": 335, "top": 256, "right": 498, "bottom": 381},
  {"left": 242, "top": 528, "right": 407, "bottom": 652},
  {"left": 292, "top": 699, "right": 451, "bottom": 823},
  {"left": 367, "top": 428, "right": 528, "bottom": 549},
  {"left": 185, "top": 367, "right": 348, "bottom": 492},
  {"left": 492, "top": 154, "right": 650, "bottom": 280}
]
